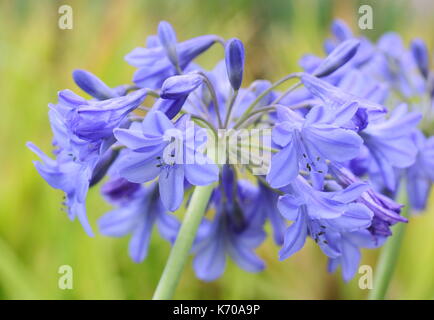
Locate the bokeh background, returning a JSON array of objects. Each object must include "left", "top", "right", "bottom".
[{"left": 1, "top": 0, "right": 434, "bottom": 299}]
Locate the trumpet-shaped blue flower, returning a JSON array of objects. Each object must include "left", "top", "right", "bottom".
[
  {"left": 193, "top": 170, "right": 266, "bottom": 281},
  {"left": 99, "top": 182, "right": 179, "bottom": 262},
  {"left": 277, "top": 177, "right": 373, "bottom": 263},
  {"left": 360, "top": 104, "right": 421, "bottom": 191},
  {"left": 406, "top": 130, "right": 434, "bottom": 210},
  {"left": 267, "top": 104, "right": 363, "bottom": 188},
  {"left": 114, "top": 111, "right": 219, "bottom": 211}
]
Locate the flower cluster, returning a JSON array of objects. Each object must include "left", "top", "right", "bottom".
[{"left": 28, "top": 20, "right": 434, "bottom": 282}]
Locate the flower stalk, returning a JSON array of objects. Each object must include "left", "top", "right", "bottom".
[{"left": 152, "top": 184, "right": 215, "bottom": 300}]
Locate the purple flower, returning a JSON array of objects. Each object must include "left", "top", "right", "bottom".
[
  {"left": 99, "top": 182, "right": 179, "bottom": 262},
  {"left": 113, "top": 111, "right": 219, "bottom": 211},
  {"left": 329, "top": 163, "right": 406, "bottom": 238},
  {"left": 27, "top": 142, "right": 96, "bottom": 236},
  {"left": 328, "top": 230, "right": 384, "bottom": 281}
]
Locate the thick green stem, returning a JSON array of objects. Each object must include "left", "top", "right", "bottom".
[
  {"left": 152, "top": 184, "right": 214, "bottom": 300},
  {"left": 368, "top": 193, "right": 409, "bottom": 300}
]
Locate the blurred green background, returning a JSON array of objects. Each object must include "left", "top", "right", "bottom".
[{"left": 1, "top": 0, "right": 434, "bottom": 299}]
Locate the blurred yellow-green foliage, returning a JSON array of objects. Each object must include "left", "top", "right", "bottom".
[{"left": 1, "top": 0, "right": 434, "bottom": 299}]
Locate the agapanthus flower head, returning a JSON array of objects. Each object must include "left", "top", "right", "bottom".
[{"left": 29, "top": 19, "right": 434, "bottom": 285}]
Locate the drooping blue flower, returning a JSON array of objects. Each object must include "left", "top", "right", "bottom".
[
  {"left": 193, "top": 169, "right": 266, "bottom": 281},
  {"left": 99, "top": 181, "right": 179, "bottom": 262},
  {"left": 360, "top": 104, "right": 421, "bottom": 191},
  {"left": 267, "top": 104, "right": 363, "bottom": 188},
  {"left": 405, "top": 130, "right": 434, "bottom": 210},
  {"left": 256, "top": 182, "right": 286, "bottom": 245},
  {"left": 27, "top": 142, "right": 97, "bottom": 236},
  {"left": 225, "top": 38, "right": 245, "bottom": 90},
  {"left": 328, "top": 229, "right": 384, "bottom": 281},
  {"left": 27, "top": 88, "right": 125, "bottom": 236},
  {"left": 113, "top": 111, "right": 219, "bottom": 211},
  {"left": 329, "top": 163, "right": 406, "bottom": 238},
  {"left": 277, "top": 176, "right": 373, "bottom": 260}
]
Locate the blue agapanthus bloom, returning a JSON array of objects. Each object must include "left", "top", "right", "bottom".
[
  {"left": 99, "top": 179, "right": 179, "bottom": 263},
  {"left": 114, "top": 110, "right": 219, "bottom": 211},
  {"left": 193, "top": 167, "right": 266, "bottom": 281},
  {"left": 28, "top": 19, "right": 434, "bottom": 286}
]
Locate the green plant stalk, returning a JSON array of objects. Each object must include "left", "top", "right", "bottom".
[
  {"left": 152, "top": 184, "right": 214, "bottom": 300},
  {"left": 368, "top": 193, "right": 409, "bottom": 300}
]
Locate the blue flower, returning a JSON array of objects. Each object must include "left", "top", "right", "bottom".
[
  {"left": 27, "top": 142, "right": 96, "bottom": 236},
  {"left": 360, "top": 104, "right": 421, "bottom": 191},
  {"left": 406, "top": 130, "right": 434, "bottom": 210},
  {"left": 277, "top": 177, "right": 373, "bottom": 260},
  {"left": 67, "top": 88, "right": 148, "bottom": 142},
  {"left": 301, "top": 73, "right": 387, "bottom": 116},
  {"left": 193, "top": 171, "right": 266, "bottom": 281},
  {"left": 267, "top": 104, "right": 363, "bottom": 188},
  {"left": 99, "top": 182, "right": 179, "bottom": 263},
  {"left": 328, "top": 230, "right": 384, "bottom": 281},
  {"left": 329, "top": 163, "right": 406, "bottom": 238},
  {"left": 113, "top": 111, "right": 219, "bottom": 211}
]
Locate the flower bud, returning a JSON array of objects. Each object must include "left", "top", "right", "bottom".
[
  {"left": 72, "top": 69, "right": 117, "bottom": 100},
  {"left": 160, "top": 73, "right": 203, "bottom": 99},
  {"left": 153, "top": 96, "right": 187, "bottom": 119},
  {"left": 411, "top": 38, "right": 430, "bottom": 79},
  {"left": 313, "top": 39, "right": 360, "bottom": 77},
  {"left": 225, "top": 38, "right": 245, "bottom": 90}
]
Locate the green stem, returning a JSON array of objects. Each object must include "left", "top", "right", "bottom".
[
  {"left": 235, "top": 72, "right": 302, "bottom": 128},
  {"left": 368, "top": 193, "right": 409, "bottom": 300},
  {"left": 152, "top": 184, "right": 214, "bottom": 300}
]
